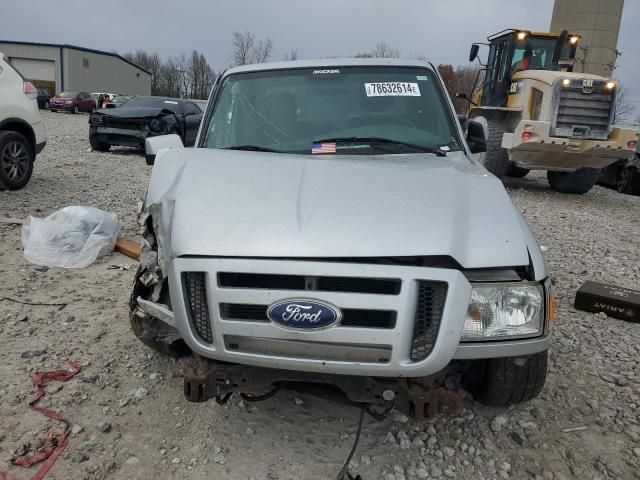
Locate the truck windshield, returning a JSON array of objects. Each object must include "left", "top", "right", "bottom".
[{"left": 202, "top": 66, "right": 462, "bottom": 155}]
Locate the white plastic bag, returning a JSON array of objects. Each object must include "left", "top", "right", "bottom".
[{"left": 21, "top": 206, "right": 122, "bottom": 268}]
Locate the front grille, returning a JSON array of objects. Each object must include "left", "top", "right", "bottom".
[
  {"left": 183, "top": 272, "right": 213, "bottom": 343},
  {"left": 220, "top": 303, "right": 396, "bottom": 329},
  {"left": 410, "top": 281, "right": 447, "bottom": 361},
  {"left": 552, "top": 80, "right": 613, "bottom": 140},
  {"left": 103, "top": 118, "right": 146, "bottom": 130},
  {"left": 218, "top": 272, "right": 401, "bottom": 295}
]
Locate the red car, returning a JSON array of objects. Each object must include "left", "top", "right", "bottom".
[{"left": 50, "top": 91, "right": 96, "bottom": 114}]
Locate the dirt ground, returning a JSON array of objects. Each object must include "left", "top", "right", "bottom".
[{"left": 0, "top": 111, "right": 639, "bottom": 480}]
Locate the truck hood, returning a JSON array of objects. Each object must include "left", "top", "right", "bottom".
[{"left": 147, "top": 149, "right": 532, "bottom": 269}]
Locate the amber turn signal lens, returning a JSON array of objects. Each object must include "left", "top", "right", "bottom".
[{"left": 548, "top": 286, "right": 556, "bottom": 322}]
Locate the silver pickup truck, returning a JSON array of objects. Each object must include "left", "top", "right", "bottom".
[{"left": 131, "top": 59, "right": 554, "bottom": 417}]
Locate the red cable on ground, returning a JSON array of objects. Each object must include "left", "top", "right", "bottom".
[{"left": 0, "top": 361, "right": 81, "bottom": 480}]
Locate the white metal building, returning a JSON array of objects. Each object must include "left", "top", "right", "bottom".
[{"left": 0, "top": 40, "right": 151, "bottom": 95}]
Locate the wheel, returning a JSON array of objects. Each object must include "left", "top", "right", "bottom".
[
  {"left": 617, "top": 167, "right": 636, "bottom": 194},
  {"left": 506, "top": 164, "right": 529, "bottom": 178},
  {"left": 72, "top": 105, "right": 79, "bottom": 114},
  {"left": 0, "top": 130, "right": 34, "bottom": 191},
  {"left": 480, "top": 119, "right": 510, "bottom": 176},
  {"left": 89, "top": 135, "right": 110, "bottom": 152},
  {"left": 50, "top": 109, "right": 57, "bottom": 113},
  {"left": 462, "top": 351, "right": 548, "bottom": 406},
  {"left": 44, "top": 101, "right": 50, "bottom": 110},
  {"left": 547, "top": 168, "right": 600, "bottom": 194}
]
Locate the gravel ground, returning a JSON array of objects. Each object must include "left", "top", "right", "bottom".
[{"left": 0, "top": 111, "right": 639, "bottom": 480}]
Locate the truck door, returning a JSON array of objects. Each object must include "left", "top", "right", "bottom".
[{"left": 482, "top": 36, "right": 512, "bottom": 107}]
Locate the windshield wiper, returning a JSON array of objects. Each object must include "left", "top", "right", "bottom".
[
  {"left": 313, "top": 137, "right": 447, "bottom": 156},
  {"left": 224, "top": 145, "right": 284, "bottom": 153}
]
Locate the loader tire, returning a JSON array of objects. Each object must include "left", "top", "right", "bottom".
[
  {"left": 463, "top": 351, "right": 548, "bottom": 406},
  {"left": 481, "top": 120, "right": 511, "bottom": 177},
  {"left": 547, "top": 168, "right": 599, "bottom": 194},
  {"left": 506, "top": 164, "right": 529, "bottom": 178}
]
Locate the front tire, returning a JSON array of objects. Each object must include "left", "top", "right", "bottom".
[
  {"left": 481, "top": 119, "right": 511, "bottom": 176},
  {"left": 0, "top": 131, "right": 34, "bottom": 191},
  {"left": 547, "top": 168, "right": 599, "bottom": 194},
  {"left": 89, "top": 135, "right": 110, "bottom": 152},
  {"left": 463, "top": 351, "right": 548, "bottom": 406},
  {"left": 617, "top": 167, "right": 637, "bottom": 194},
  {"left": 72, "top": 105, "right": 79, "bottom": 114}
]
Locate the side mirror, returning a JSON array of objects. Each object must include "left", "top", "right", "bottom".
[
  {"left": 145, "top": 134, "right": 183, "bottom": 165},
  {"left": 466, "top": 119, "right": 487, "bottom": 154},
  {"left": 469, "top": 44, "right": 480, "bottom": 62}
]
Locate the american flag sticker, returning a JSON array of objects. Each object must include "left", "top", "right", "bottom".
[{"left": 311, "top": 142, "right": 337, "bottom": 154}]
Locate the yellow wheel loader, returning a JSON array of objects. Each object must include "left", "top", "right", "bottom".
[{"left": 461, "top": 29, "right": 639, "bottom": 194}]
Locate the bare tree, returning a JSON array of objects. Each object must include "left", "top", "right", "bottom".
[
  {"left": 283, "top": 49, "right": 298, "bottom": 61},
  {"left": 354, "top": 41, "right": 400, "bottom": 58},
  {"left": 231, "top": 31, "right": 274, "bottom": 66},
  {"left": 373, "top": 42, "right": 400, "bottom": 58},
  {"left": 453, "top": 65, "right": 482, "bottom": 113},
  {"left": 253, "top": 37, "right": 274, "bottom": 63},
  {"left": 613, "top": 83, "right": 634, "bottom": 125},
  {"left": 436, "top": 64, "right": 481, "bottom": 114},
  {"left": 187, "top": 50, "right": 216, "bottom": 99},
  {"left": 123, "top": 50, "right": 163, "bottom": 95}
]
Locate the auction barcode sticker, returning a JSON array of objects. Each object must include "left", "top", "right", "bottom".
[{"left": 365, "top": 82, "right": 421, "bottom": 97}]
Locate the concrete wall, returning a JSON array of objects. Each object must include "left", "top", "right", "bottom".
[
  {"left": 0, "top": 42, "right": 62, "bottom": 91},
  {"left": 65, "top": 48, "right": 151, "bottom": 95},
  {"left": 550, "top": 0, "right": 624, "bottom": 78}
]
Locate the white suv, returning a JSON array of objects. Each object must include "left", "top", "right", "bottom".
[{"left": 0, "top": 52, "right": 46, "bottom": 190}]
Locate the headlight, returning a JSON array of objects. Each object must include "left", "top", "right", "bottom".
[
  {"left": 462, "top": 283, "right": 544, "bottom": 340},
  {"left": 149, "top": 118, "right": 167, "bottom": 134},
  {"left": 65, "top": 100, "right": 72, "bottom": 104},
  {"left": 90, "top": 114, "right": 103, "bottom": 125}
]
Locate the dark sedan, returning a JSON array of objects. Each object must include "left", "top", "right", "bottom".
[
  {"left": 50, "top": 91, "right": 96, "bottom": 113},
  {"left": 88, "top": 96, "right": 203, "bottom": 158},
  {"left": 598, "top": 143, "right": 640, "bottom": 195},
  {"left": 37, "top": 89, "right": 50, "bottom": 109}
]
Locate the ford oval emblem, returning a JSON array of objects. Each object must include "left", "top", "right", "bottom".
[{"left": 267, "top": 299, "right": 341, "bottom": 329}]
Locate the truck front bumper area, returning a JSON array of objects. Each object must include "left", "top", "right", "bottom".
[
  {"left": 502, "top": 121, "right": 639, "bottom": 170},
  {"left": 137, "top": 257, "right": 550, "bottom": 378}
]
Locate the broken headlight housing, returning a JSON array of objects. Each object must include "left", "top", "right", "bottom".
[
  {"left": 149, "top": 118, "right": 167, "bottom": 134},
  {"left": 462, "top": 282, "right": 544, "bottom": 340}
]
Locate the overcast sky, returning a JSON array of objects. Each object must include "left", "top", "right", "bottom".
[{"left": 2, "top": 0, "right": 639, "bottom": 119}]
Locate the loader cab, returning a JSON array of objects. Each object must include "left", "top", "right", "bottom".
[{"left": 472, "top": 29, "right": 580, "bottom": 107}]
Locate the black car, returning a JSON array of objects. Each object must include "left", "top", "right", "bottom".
[
  {"left": 37, "top": 89, "right": 50, "bottom": 110},
  {"left": 88, "top": 96, "right": 203, "bottom": 156},
  {"left": 598, "top": 142, "right": 640, "bottom": 195}
]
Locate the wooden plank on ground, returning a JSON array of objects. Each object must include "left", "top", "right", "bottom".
[{"left": 115, "top": 238, "right": 141, "bottom": 261}]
